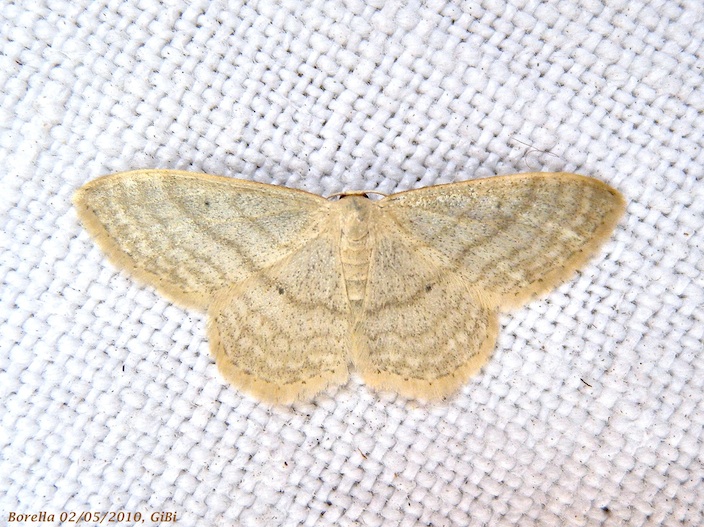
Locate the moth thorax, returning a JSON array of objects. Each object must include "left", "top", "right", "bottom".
[{"left": 338, "top": 196, "right": 374, "bottom": 315}]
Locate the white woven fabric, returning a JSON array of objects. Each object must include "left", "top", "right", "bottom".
[{"left": 2, "top": 1, "right": 702, "bottom": 525}]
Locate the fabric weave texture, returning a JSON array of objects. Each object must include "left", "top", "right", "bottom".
[{"left": 1, "top": 1, "right": 702, "bottom": 525}]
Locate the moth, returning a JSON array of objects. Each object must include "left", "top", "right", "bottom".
[{"left": 74, "top": 170, "right": 625, "bottom": 403}]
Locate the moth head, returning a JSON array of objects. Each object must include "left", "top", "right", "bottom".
[{"left": 327, "top": 189, "right": 387, "bottom": 201}]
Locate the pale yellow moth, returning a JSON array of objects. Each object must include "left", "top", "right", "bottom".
[{"left": 74, "top": 170, "right": 625, "bottom": 403}]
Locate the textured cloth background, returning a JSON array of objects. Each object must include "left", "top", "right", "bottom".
[{"left": 1, "top": 1, "right": 702, "bottom": 525}]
